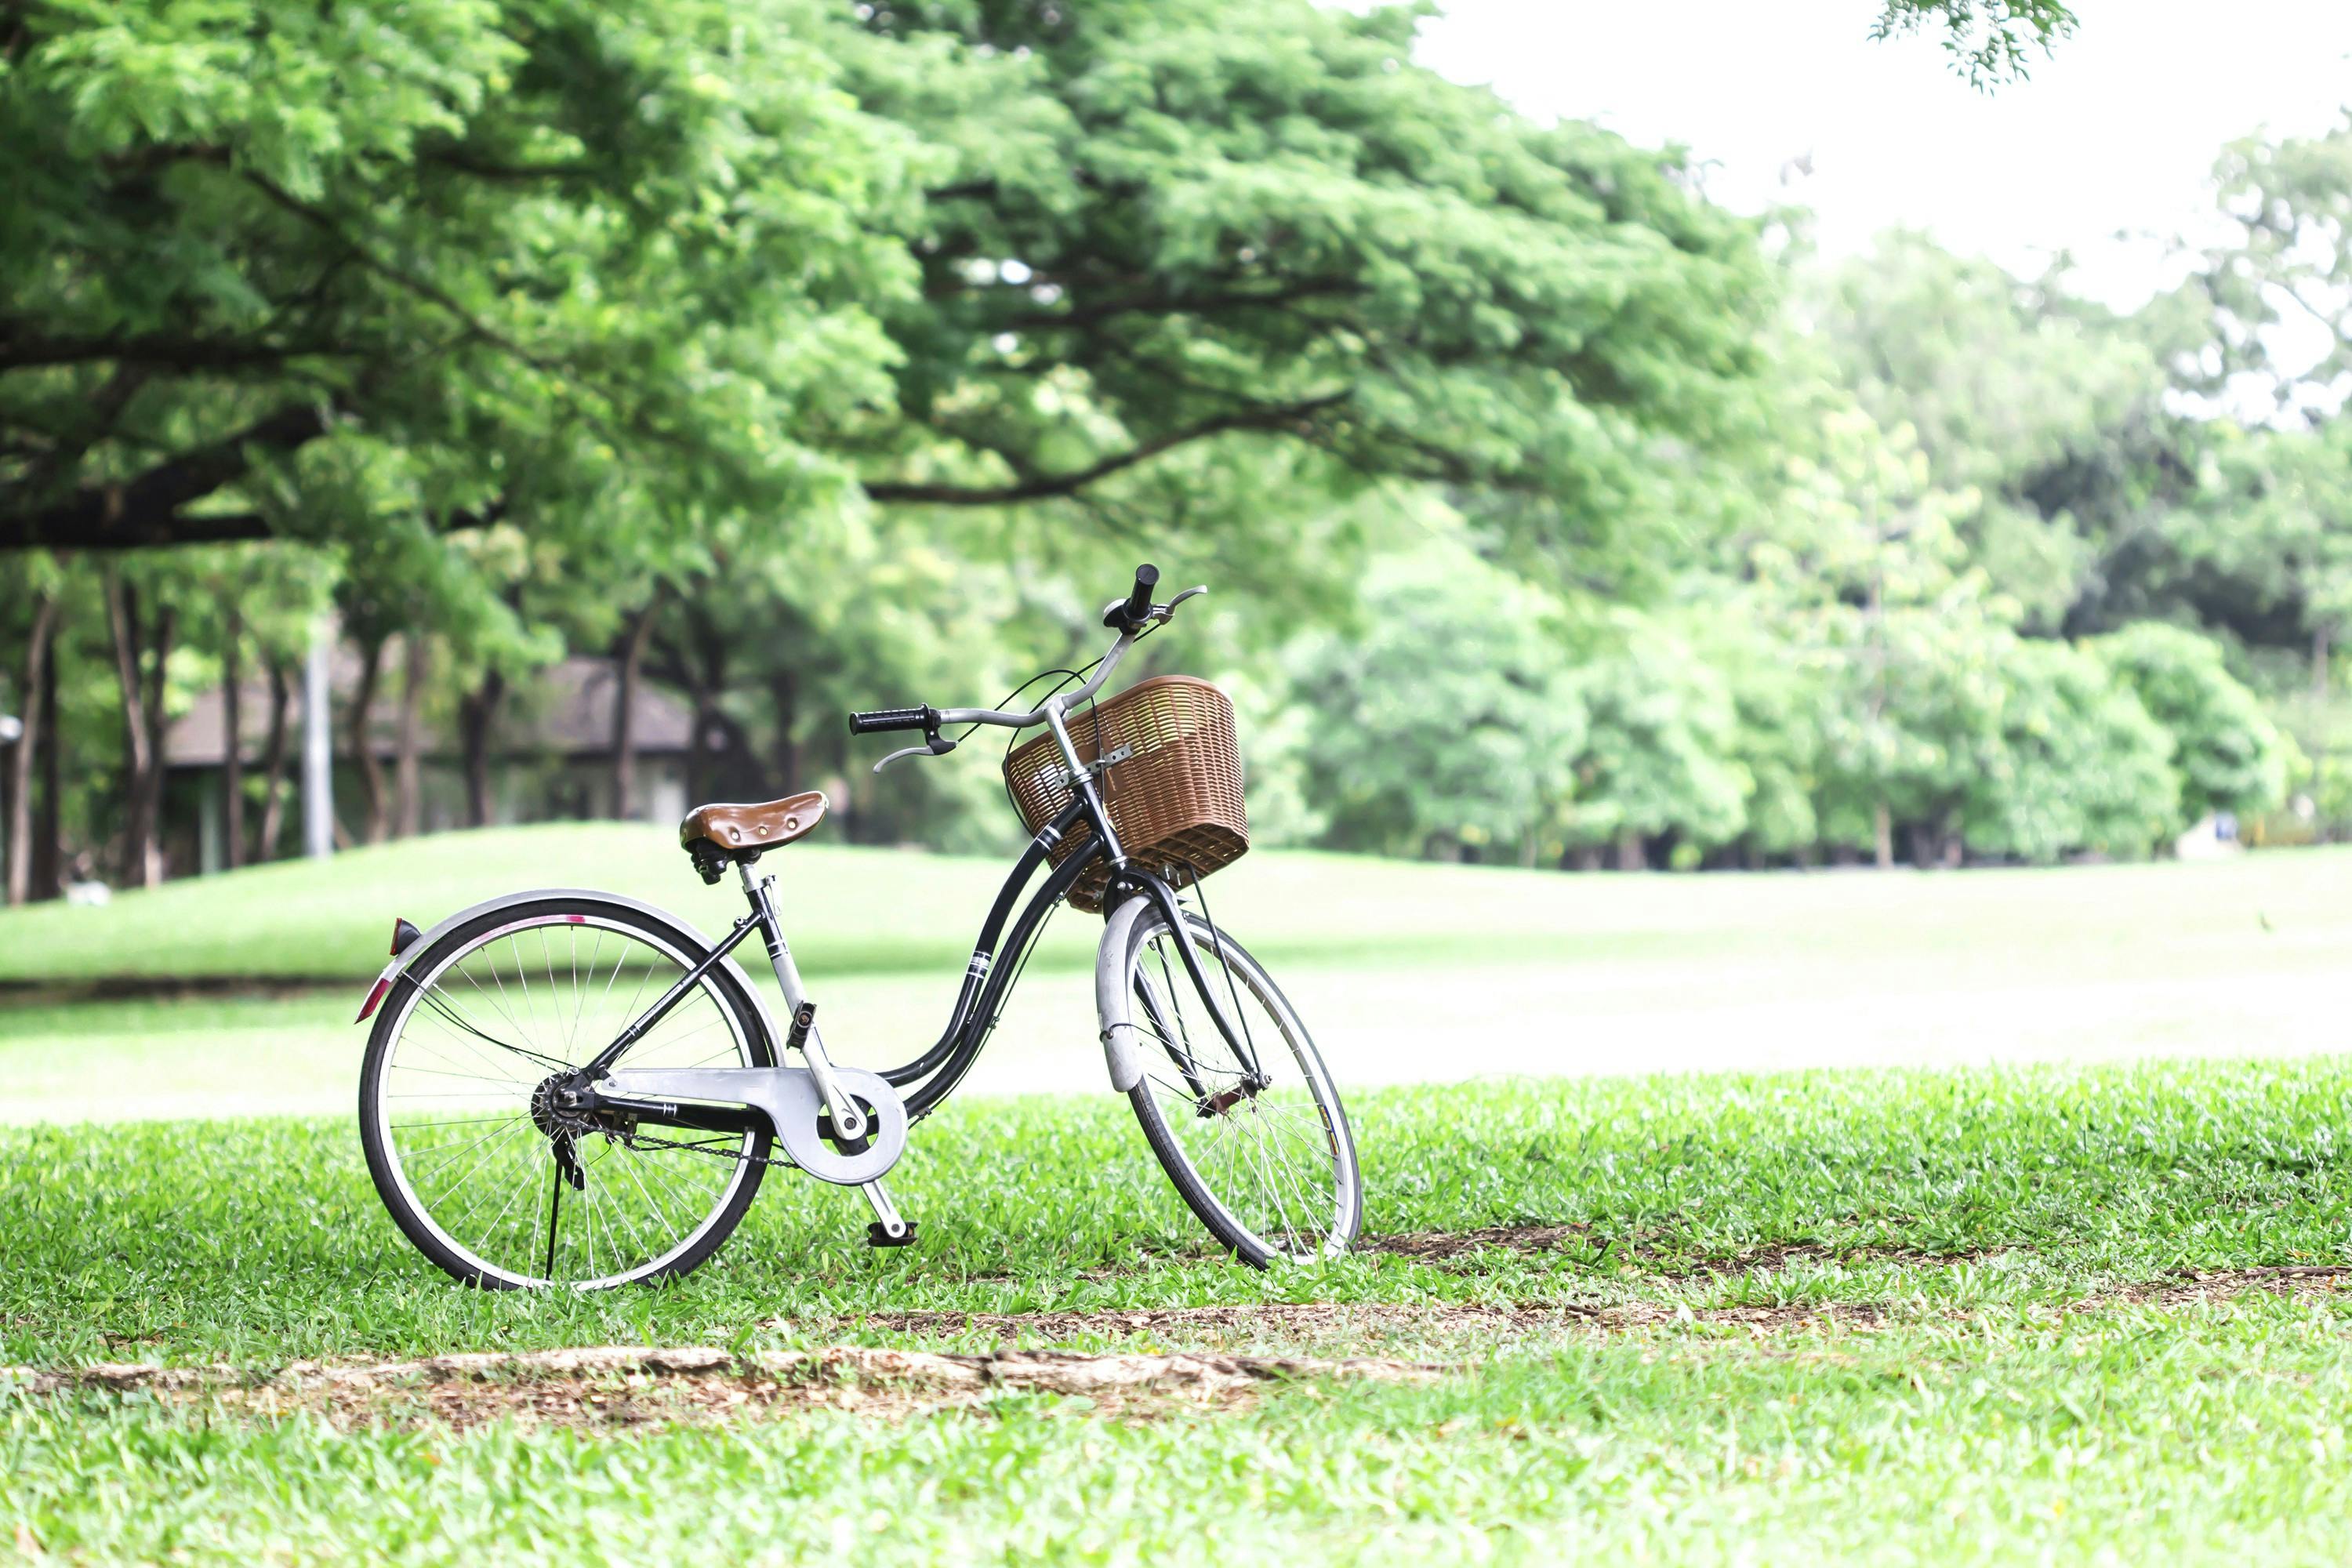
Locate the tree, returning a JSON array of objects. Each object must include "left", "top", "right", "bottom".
[
  {"left": 99, "top": 558, "right": 186, "bottom": 884},
  {"left": 1563, "top": 619, "right": 1748, "bottom": 870},
  {"left": 1871, "top": 0, "right": 2077, "bottom": 86},
  {"left": 2092, "top": 622, "right": 2291, "bottom": 825},
  {"left": 1810, "top": 233, "right": 2173, "bottom": 631},
  {"left": 2, "top": 557, "right": 63, "bottom": 903},
  {"left": 1289, "top": 548, "right": 1583, "bottom": 863},
  {"left": 835, "top": 0, "right": 1775, "bottom": 577},
  {"left": 1964, "top": 639, "right": 2179, "bottom": 862},
  {"left": 2194, "top": 114, "right": 2352, "bottom": 422},
  {"left": 1, "top": 0, "right": 914, "bottom": 559},
  {"left": 2185, "top": 421, "right": 2352, "bottom": 691}
]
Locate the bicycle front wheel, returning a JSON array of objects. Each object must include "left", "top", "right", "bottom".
[
  {"left": 1120, "top": 906, "right": 1362, "bottom": 1266},
  {"left": 358, "top": 896, "right": 773, "bottom": 1290}
]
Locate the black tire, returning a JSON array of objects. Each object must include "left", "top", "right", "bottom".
[
  {"left": 359, "top": 896, "right": 774, "bottom": 1290},
  {"left": 1121, "top": 907, "right": 1362, "bottom": 1267}
]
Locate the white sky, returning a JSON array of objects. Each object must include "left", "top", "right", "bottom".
[{"left": 1413, "top": 0, "right": 2352, "bottom": 310}]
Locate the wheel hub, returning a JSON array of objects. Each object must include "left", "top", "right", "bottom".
[{"left": 529, "top": 1074, "right": 599, "bottom": 1142}]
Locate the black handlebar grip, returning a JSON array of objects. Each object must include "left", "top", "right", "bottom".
[
  {"left": 847, "top": 706, "right": 933, "bottom": 735},
  {"left": 1106, "top": 563, "right": 1160, "bottom": 630}
]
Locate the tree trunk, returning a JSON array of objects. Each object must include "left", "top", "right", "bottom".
[
  {"left": 258, "top": 658, "right": 292, "bottom": 860},
  {"left": 140, "top": 603, "right": 175, "bottom": 886},
  {"left": 6, "top": 593, "right": 57, "bottom": 906},
  {"left": 221, "top": 601, "right": 245, "bottom": 870},
  {"left": 459, "top": 669, "right": 504, "bottom": 828},
  {"left": 394, "top": 633, "right": 427, "bottom": 837},
  {"left": 682, "top": 677, "right": 713, "bottom": 804},
  {"left": 1872, "top": 801, "right": 1894, "bottom": 870},
  {"left": 33, "top": 626, "right": 60, "bottom": 898},
  {"left": 1614, "top": 830, "right": 1646, "bottom": 872},
  {"left": 612, "top": 593, "right": 662, "bottom": 819},
  {"left": 768, "top": 666, "right": 800, "bottom": 795},
  {"left": 349, "top": 635, "right": 388, "bottom": 844},
  {"left": 103, "top": 569, "right": 172, "bottom": 887},
  {"left": 2316, "top": 622, "right": 2335, "bottom": 698}
]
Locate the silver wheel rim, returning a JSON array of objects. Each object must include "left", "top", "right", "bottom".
[
  {"left": 1129, "top": 916, "right": 1359, "bottom": 1261},
  {"left": 370, "top": 913, "right": 757, "bottom": 1289}
]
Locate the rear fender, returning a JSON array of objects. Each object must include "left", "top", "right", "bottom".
[{"left": 350, "top": 891, "right": 783, "bottom": 1055}]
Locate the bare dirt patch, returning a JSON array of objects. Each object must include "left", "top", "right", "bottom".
[
  {"left": 2, "top": 1344, "right": 1437, "bottom": 1430},
  {"left": 2077, "top": 1265, "right": 2352, "bottom": 1313},
  {"left": 1360, "top": 1222, "right": 1998, "bottom": 1276},
  {"left": 860, "top": 1298, "right": 1891, "bottom": 1348}
]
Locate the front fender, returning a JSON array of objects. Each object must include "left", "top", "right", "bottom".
[{"left": 1094, "top": 894, "right": 1159, "bottom": 1093}]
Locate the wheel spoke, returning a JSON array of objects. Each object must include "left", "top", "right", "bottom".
[
  {"left": 371, "top": 911, "right": 762, "bottom": 1289},
  {"left": 1127, "top": 915, "right": 1356, "bottom": 1262}
]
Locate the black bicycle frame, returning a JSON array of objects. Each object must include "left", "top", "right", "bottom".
[
  {"left": 575, "top": 762, "right": 1248, "bottom": 1136},
  {"left": 880, "top": 797, "right": 1100, "bottom": 1116}
]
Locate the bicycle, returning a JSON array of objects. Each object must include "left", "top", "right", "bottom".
[{"left": 354, "top": 566, "right": 1363, "bottom": 1288}]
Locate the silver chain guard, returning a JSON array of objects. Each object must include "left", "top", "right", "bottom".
[{"left": 600, "top": 1065, "right": 908, "bottom": 1185}]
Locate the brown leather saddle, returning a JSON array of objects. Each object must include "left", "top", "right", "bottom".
[{"left": 680, "top": 789, "right": 828, "bottom": 876}]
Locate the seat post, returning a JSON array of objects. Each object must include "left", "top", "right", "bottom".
[{"left": 737, "top": 860, "right": 868, "bottom": 1142}]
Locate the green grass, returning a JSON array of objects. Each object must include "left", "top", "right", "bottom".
[
  {"left": 16, "top": 1309, "right": 2352, "bottom": 1565},
  {"left": 8, "top": 1059, "right": 2352, "bottom": 1561},
  {"left": 5, "top": 823, "right": 2349, "bottom": 987},
  {"left": 12, "top": 837, "right": 2352, "bottom": 1560}
]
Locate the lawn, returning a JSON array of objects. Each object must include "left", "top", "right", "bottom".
[
  {"left": 6, "top": 837, "right": 2352, "bottom": 1561},
  {"left": 8, "top": 1061, "right": 2352, "bottom": 1561},
  {"left": 5, "top": 827, "right": 2349, "bottom": 1123}
]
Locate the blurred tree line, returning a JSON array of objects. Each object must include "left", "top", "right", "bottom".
[{"left": 3, "top": 0, "right": 2343, "bottom": 897}]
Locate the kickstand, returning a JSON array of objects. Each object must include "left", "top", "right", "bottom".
[{"left": 862, "top": 1179, "right": 918, "bottom": 1248}]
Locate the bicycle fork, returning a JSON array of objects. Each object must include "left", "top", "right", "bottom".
[{"left": 740, "top": 864, "right": 914, "bottom": 1246}]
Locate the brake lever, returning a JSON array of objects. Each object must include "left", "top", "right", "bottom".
[
  {"left": 873, "top": 735, "right": 958, "bottom": 774},
  {"left": 1155, "top": 585, "right": 1208, "bottom": 619}
]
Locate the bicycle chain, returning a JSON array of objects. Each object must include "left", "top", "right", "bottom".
[{"left": 610, "top": 1127, "right": 797, "bottom": 1169}]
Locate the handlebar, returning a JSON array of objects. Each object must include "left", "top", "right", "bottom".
[
  {"left": 1105, "top": 563, "right": 1160, "bottom": 631},
  {"left": 846, "top": 705, "right": 935, "bottom": 736},
  {"left": 848, "top": 566, "right": 1204, "bottom": 766}
]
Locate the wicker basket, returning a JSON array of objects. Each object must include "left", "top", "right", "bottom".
[{"left": 1003, "top": 675, "right": 1249, "bottom": 913}]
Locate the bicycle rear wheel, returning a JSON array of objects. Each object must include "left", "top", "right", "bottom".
[
  {"left": 358, "top": 897, "right": 773, "bottom": 1290},
  {"left": 1120, "top": 906, "right": 1361, "bottom": 1266}
]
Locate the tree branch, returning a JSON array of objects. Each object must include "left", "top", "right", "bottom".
[
  {"left": 0, "top": 404, "right": 330, "bottom": 550},
  {"left": 0, "top": 333, "right": 354, "bottom": 372},
  {"left": 860, "top": 392, "right": 1349, "bottom": 506}
]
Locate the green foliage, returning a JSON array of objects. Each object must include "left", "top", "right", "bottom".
[
  {"left": 1289, "top": 547, "right": 1583, "bottom": 861},
  {"left": 2093, "top": 622, "right": 2291, "bottom": 822},
  {"left": 0, "top": 4, "right": 2339, "bottom": 882},
  {"left": 2198, "top": 112, "right": 2352, "bottom": 418},
  {"left": 1871, "top": 0, "right": 2078, "bottom": 86},
  {"left": 1809, "top": 233, "right": 2169, "bottom": 629},
  {"left": 2, "top": 0, "right": 916, "bottom": 576},
  {"left": 1965, "top": 637, "right": 2178, "bottom": 862},
  {"left": 837, "top": 0, "right": 1777, "bottom": 579},
  {"left": 1563, "top": 617, "right": 1748, "bottom": 865}
]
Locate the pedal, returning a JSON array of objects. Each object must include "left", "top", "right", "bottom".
[{"left": 860, "top": 1178, "right": 915, "bottom": 1248}]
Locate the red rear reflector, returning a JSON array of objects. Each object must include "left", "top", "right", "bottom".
[{"left": 355, "top": 975, "right": 394, "bottom": 1024}]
